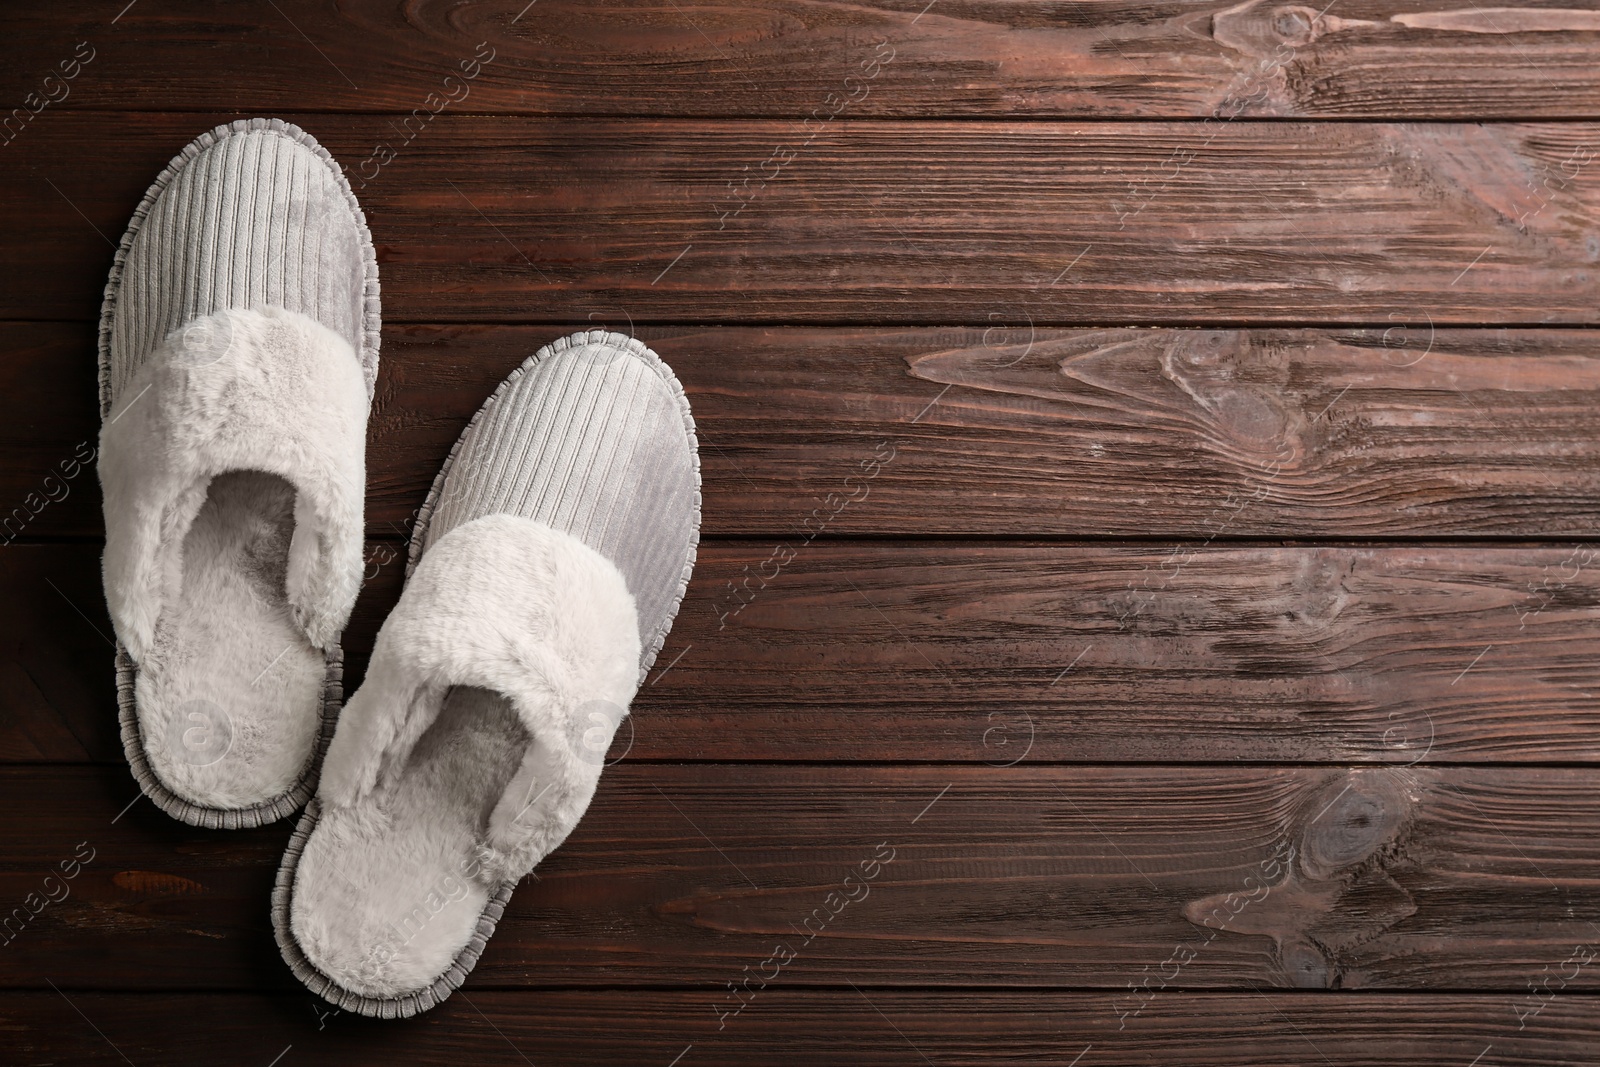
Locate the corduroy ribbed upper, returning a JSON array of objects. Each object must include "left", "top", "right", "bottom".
[
  {"left": 102, "top": 118, "right": 380, "bottom": 411},
  {"left": 414, "top": 330, "right": 700, "bottom": 673}
]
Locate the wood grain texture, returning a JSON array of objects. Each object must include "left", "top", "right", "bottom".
[
  {"left": 0, "top": 545, "right": 110, "bottom": 763},
  {"left": 4, "top": 765, "right": 1600, "bottom": 991},
  {"left": 3, "top": 990, "right": 1597, "bottom": 1066},
  {"left": 8, "top": 115, "right": 1600, "bottom": 325},
  {"left": 11, "top": 323, "right": 1600, "bottom": 540},
  {"left": 8, "top": 0, "right": 1600, "bottom": 119},
  {"left": 6, "top": 540, "right": 1599, "bottom": 765},
  {"left": 4, "top": 3, "right": 1596, "bottom": 1058}
]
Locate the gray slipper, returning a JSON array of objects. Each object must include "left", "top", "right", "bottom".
[
  {"left": 273, "top": 330, "right": 700, "bottom": 1019},
  {"left": 98, "top": 118, "right": 380, "bottom": 829}
]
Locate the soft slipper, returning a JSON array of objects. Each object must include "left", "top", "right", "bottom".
[
  {"left": 98, "top": 118, "right": 380, "bottom": 828},
  {"left": 274, "top": 330, "right": 700, "bottom": 1018}
]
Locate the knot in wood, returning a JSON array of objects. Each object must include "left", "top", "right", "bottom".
[{"left": 1298, "top": 773, "right": 1408, "bottom": 880}]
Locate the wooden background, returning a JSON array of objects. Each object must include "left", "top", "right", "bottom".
[{"left": 4, "top": 1, "right": 1600, "bottom": 1063}]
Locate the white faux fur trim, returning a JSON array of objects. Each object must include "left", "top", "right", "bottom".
[
  {"left": 99, "top": 306, "right": 369, "bottom": 660},
  {"left": 319, "top": 515, "right": 641, "bottom": 883}
]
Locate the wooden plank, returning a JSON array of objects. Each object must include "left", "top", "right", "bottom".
[
  {"left": 8, "top": 1, "right": 1600, "bottom": 120},
  {"left": 11, "top": 323, "right": 1600, "bottom": 540},
  {"left": 4, "top": 765, "right": 1600, "bottom": 990},
  {"left": 626, "top": 541, "right": 1600, "bottom": 764},
  {"left": 0, "top": 322, "right": 101, "bottom": 544},
  {"left": 2, "top": 990, "right": 1596, "bottom": 1066},
  {"left": 6, "top": 540, "right": 1600, "bottom": 766},
  {"left": 0, "top": 545, "right": 110, "bottom": 763},
  {"left": 8, "top": 115, "right": 1599, "bottom": 325}
]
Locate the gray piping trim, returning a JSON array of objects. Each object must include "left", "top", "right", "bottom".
[
  {"left": 274, "top": 330, "right": 701, "bottom": 1017},
  {"left": 99, "top": 118, "right": 380, "bottom": 829}
]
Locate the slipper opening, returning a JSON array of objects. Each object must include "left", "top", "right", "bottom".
[
  {"left": 288, "top": 685, "right": 560, "bottom": 1000},
  {"left": 136, "top": 470, "right": 326, "bottom": 809}
]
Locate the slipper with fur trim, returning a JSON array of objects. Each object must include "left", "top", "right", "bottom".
[
  {"left": 98, "top": 118, "right": 379, "bottom": 829},
  {"left": 274, "top": 330, "right": 700, "bottom": 1018}
]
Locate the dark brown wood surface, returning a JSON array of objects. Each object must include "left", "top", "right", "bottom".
[
  {"left": 5, "top": 765, "right": 1600, "bottom": 991},
  {"left": 4, "top": 2, "right": 1599, "bottom": 1062},
  {"left": 11, "top": 323, "right": 1600, "bottom": 539},
  {"left": 7, "top": 541, "right": 1600, "bottom": 764},
  {"left": 8, "top": 0, "right": 1600, "bottom": 119},
  {"left": 6, "top": 991, "right": 1594, "bottom": 1066},
  {"left": 7, "top": 115, "right": 1600, "bottom": 325}
]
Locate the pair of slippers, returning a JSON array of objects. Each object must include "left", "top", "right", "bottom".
[{"left": 97, "top": 119, "right": 701, "bottom": 1018}]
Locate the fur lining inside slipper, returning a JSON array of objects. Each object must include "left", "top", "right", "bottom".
[{"left": 295, "top": 515, "right": 640, "bottom": 997}]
